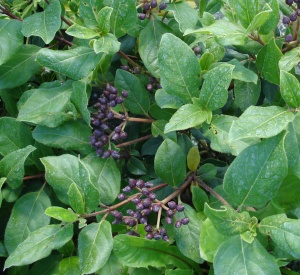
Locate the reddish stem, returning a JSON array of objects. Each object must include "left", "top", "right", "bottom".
[{"left": 116, "top": 134, "right": 152, "bottom": 148}]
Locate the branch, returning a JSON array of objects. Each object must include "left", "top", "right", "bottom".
[
  {"left": 23, "top": 173, "right": 45, "bottom": 181},
  {"left": 127, "top": 117, "right": 154, "bottom": 123},
  {"left": 116, "top": 134, "right": 152, "bottom": 148},
  {"left": 117, "top": 50, "right": 141, "bottom": 68}
]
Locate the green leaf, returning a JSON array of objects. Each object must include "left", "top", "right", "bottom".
[
  {"left": 110, "top": 0, "right": 137, "bottom": 38},
  {"left": 191, "top": 185, "right": 208, "bottom": 212},
  {"left": 97, "top": 7, "right": 113, "bottom": 35},
  {"left": 0, "top": 177, "right": 5, "bottom": 207},
  {"left": 78, "top": 222, "right": 113, "bottom": 273},
  {"left": 79, "top": 0, "right": 103, "bottom": 28},
  {"left": 185, "top": 20, "right": 248, "bottom": 46},
  {"left": 187, "top": 146, "right": 200, "bottom": 172},
  {"left": 66, "top": 24, "right": 99, "bottom": 39},
  {"left": 4, "top": 191, "right": 51, "bottom": 255},
  {"left": 114, "top": 69, "right": 150, "bottom": 116},
  {"left": 158, "top": 33, "right": 201, "bottom": 103},
  {"left": 21, "top": 0, "right": 61, "bottom": 43},
  {"left": 280, "top": 70, "right": 300, "bottom": 108},
  {"left": 155, "top": 89, "right": 186, "bottom": 109},
  {"left": 203, "top": 115, "right": 260, "bottom": 156},
  {"left": 0, "top": 45, "right": 41, "bottom": 89},
  {"left": 259, "top": 214, "right": 300, "bottom": 258},
  {"left": 234, "top": 78, "right": 261, "bottom": 111},
  {"left": 224, "top": 133, "right": 288, "bottom": 209},
  {"left": 139, "top": 19, "right": 173, "bottom": 78},
  {"left": 165, "top": 269, "right": 194, "bottom": 275},
  {"left": 279, "top": 47, "right": 300, "bottom": 72},
  {"left": 199, "top": 219, "right": 230, "bottom": 262},
  {"left": 228, "top": 106, "right": 294, "bottom": 141},
  {"left": 229, "top": 59, "right": 258, "bottom": 83},
  {"left": 246, "top": 8, "right": 271, "bottom": 33},
  {"left": 256, "top": 38, "right": 282, "bottom": 85},
  {"left": 258, "top": 0, "right": 280, "bottom": 35},
  {"left": 174, "top": 204, "right": 203, "bottom": 263},
  {"left": 45, "top": 207, "right": 78, "bottom": 222},
  {"left": 113, "top": 235, "right": 196, "bottom": 270},
  {"left": 82, "top": 154, "right": 121, "bottom": 205},
  {"left": 33, "top": 121, "right": 92, "bottom": 154},
  {"left": 164, "top": 104, "right": 211, "bottom": 133},
  {"left": 0, "top": 19, "right": 23, "bottom": 65},
  {"left": 36, "top": 47, "right": 103, "bottom": 80},
  {"left": 0, "top": 145, "right": 36, "bottom": 188},
  {"left": 92, "top": 34, "right": 121, "bottom": 54},
  {"left": 97, "top": 252, "right": 124, "bottom": 275},
  {"left": 59, "top": 256, "right": 80, "bottom": 275},
  {"left": 154, "top": 139, "right": 186, "bottom": 187},
  {"left": 71, "top": 81, "right": 91, "bottom": 126},
  {"left": 199, "top": 52, "right": 214, "bottom": 71},
  {"left": 127, "top": 157, "right": 147, "bottom": 176},
  {"left": 17, "top": 81, "right": 74, "bottom": 127},
  {"left": 166, "top": 1, "right": 199, "bottom": 33},
  {"left": 284, "top": 116, "right": 300, "bottom": 179},
  {"left": 199, "top": 63, "right": 234, "bottom": 111},
  {"left": 0, "top": 117, "right": 33, "bottom": 156},
  {"left": 204, "top": 204, "right": 252, "bottom": 236},
  {"left": 0, "top": 241, "right": 7, "bottom": 257},
  {"left": 4, "top": 224, "right": 73, "bottom": 269},
  {"left": 68, "top": 183, "right": 85, "bottom": 214},
  {"left": 214, "top": 235, "right": 280, "bottom": 275},
  {"left": 41, "top": 154, "right": 99, "bottom": 210}
]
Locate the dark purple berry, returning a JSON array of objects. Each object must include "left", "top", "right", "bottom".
[
  {"left": 136, "top": 180, "right": 145, "bottom": 188},
  {"left": 167, "top": 201, "right": 177, "bottom": 210},
  {"left": 121, "top": 90, "right": 128, "bottom": 97},
  {"left": 144, "top": 182, "right": 153, "bottom": 188},
  {"left": 146, "top": 233, "right": 153, "bottom": 239},
  {"left": 101, "top": 123, "right": 109, "bottom": 130},
  {"left": 120, "top": 132, "right": 128, "bottom": 139},
  {"left": 112, "top": 218, "right": 122, "bottom": 224},
  {"left": 109, "top": 93, "right": 117, "bottom": 100},
  {"left": 116, "top": 97, "right": 124, "bottom": 104},
  {"left": 140, "top": 217, "right": 148, "bottom": 224},
  {"left": 101, "top": 135, "right": 109, "bottom": 143},
  {"left": 128, "top": 219, "right": 137, "bottom": 227},
  {"left": 146, "top": 84, "right": 153, "bottom": 91},
  {"left": 96, "top": 148, "right": 103, "bottom": 156},
  {"left": 159, "top": 228, "right": 167, "bottom": 235},
  {"left": 128, "top": 179, "right": 136, "bottom": 188},
  {"left": 165, "top": 217, "right": 172, "bottom": 224},
  {"left": 283, "top": 16, "right": 291, "bottom": 25},
  {"left": 122, "top": 186, "right": 132, "bottom": 193},
  {"left": 166, "top": 209, "right": 175, "bottom": 217},
  {"left": 143, "top": 3, "right": 151, "bottom": 11},
  {"left": 131, "top": 197, "right": 140, "bottom": 204},
  {"left": 156, "top": 83, "right": 162, "bottom": 89},
  {"left": 176, "top": 204, "right": 184, "bottom": 212},
  {"left": 120, "top": 65, "right": 129, "bottom": 71},
  {"left": 115, "top": 126, "right": 122, "bottom": 133},
  {"left": 138, "top": 13, "right": 146, "bottom": 20},
  {"left": 162, "top": 235, "right": 169, "bottom": 241},
  {"left": 95, "top": 141, "right": 104, "bottom": 148},
  {"left": 110, "top": 210, "right": 118, "bottom": 217},
  {"left": 152, "top": 204, "right": 160, "bottom": 212},
  {"left": 145, "top": 224, "right": 153, "bottom": 232},
  {"left": 286, "top": 0, "right": 293, "bottom": 4},
  {"left": 111, "top": 151, "right": 121, "bottom": 159},
  {"left": 150, "top": 0, "right": 157, "bottom": 8},
  {"left": 181, "top": 218, "right": 189, "bottom": 225},
  {"left": 99, "top": 97, "right": 107, "bottom": 104},
  {"left": 133, "top": 67, "right": 140, "bottom": 74},
  {"left": 297, "top": 9, "right": 300, "bottom": 16},
  {"left": 112, "top": 133, "right": 120, "bottom": 141},
  {"left": 118, "top": 193, "right": 126, "bottom": 200},
  {"left": 285, "top": 34, "right": 293, "bottom": 42},
  {"left": 143, "top": 198, "right": 152, "bottom": 208},
  {"left": 106, "top": 111, "right": 114, "bottom": 120},
  {"left": 159, "top": 2, "right": 167, "bottom": 10},
  {"left": 153, "top": 233, "right": 161, "bottom": 240},
  {"left": 115, "top": 212, "right": 123, "bottom": 220},
  {"left": 142, "top": 188, "right": 150, "bottom": 196},
  {"left": 133, "top": 212, "right": 142, "bottom": 219},
  {"left": 126, "top": 209, "right": 135, "bottom": 216},
  {"left": 136, "top": 202, "right": 144, "bottom": 210},
  {"left": 290, "top": 13, "right": 298, "bottom": 21},
  {"left": 109, "top": 100, "right": 117, "bottom": 107},
  {"left": 193, "top": 46, "right": 201, "bottom": 54},
  {"left": 175, "top": 220, "right": 182, "bottom": 228},
  {"left": 102, "top": 150, "right": 111, "bottom": 158},
  {"left": 148, "top": 192, "right": 156, "bottom": 201}
]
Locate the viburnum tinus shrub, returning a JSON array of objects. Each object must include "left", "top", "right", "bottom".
[{"left": 1, "top": 0, "right": 300, "bottom": 274}]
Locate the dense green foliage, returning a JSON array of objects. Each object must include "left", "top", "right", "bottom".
[{"left": 0, "top": 0, "right": 300, "bottom": 274}]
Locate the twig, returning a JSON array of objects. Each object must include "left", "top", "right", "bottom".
[
  {"left": 117, "top": 50, "right": 141, "bottom": 68},
  {"left": 116, "top": 134, "right": 152, "bottom": 148},
  {"left": 23, "top": 173, "right": 45, "bottom": 181},
  {"left": 127, "top": 117, "right": 154, "bottom": 123}
]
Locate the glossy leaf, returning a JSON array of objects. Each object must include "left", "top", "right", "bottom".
[
  {"left": 279, "top": 47, "right": 300, "bottom": 72},
  {"left": 0, "top": 145, "right": 36, "bottom": 188},
  {"left": 59, "top": 256, "right": 80, "bottom": 275},
  {"left": 246, "top": 9, "right": 271, "bottom": 33},
  {"left": 199, "top": 63, "right": 234, "bottom": 111},
  {"left": 224, "top": 133, "right": 288, "bottom": 208},
  {"left": 204, "top": 204, "right": 252, "bottom": 236},
  {"left": 78, "top": 221, "right": 113, "bottom": 274},
  {"left": 280, "top": 70, "right": 300, "bottom": 108},
  {"left": 187, "top": 146, "right": 200, "bottom": 171},
  {"left": 258, "top": 0, "right": 280, "bottom": 35},
  {"left": 155, "top": 89, "right": 186, "bottom": 109},
  {"left": 92, "top": 34, "right": 121, "bottom": 54},
  {"left": 0, "top": 45, "right": 41, "bottom": 89},
  {"left": 191, "top": 185, "right": 209, "bottom": 212},
  {"left": 174, "top": 204, "right": 203, "bottom": 263},
  {"left": 0, "top": 19, "right": 23, "bottom": 65},
  {"left": 114, "top": 69, "right": 150, "bottom": 116},
  {"left": 113, "top": 235, "right": 195, "bottom": 270},
  {"left": 97, "top": 252, "right": 124, "bottom": 275},
  {"left": 229, "top": 59, "right": 258, "bottom": 83},
  {"left": 166, "top": 1, "right": 199, "bottom": 33},
  {"left": 79, "top": 0, "right": 103, "bottom": 28},
  {"left": 0, "top": 117, "right": 33, "bottom": 156},
  {"left": 158, "top": 33, "right": 201, "bottom": 103},
  {"left": 214, "top": 235, "right": 280, "bottom": 275},
  {"left": 4, "top": 191, "right": 51, "bottom": 254},
  {"left": 45, "top": 207, "right": 78, "bottom": 222},
  {"left": 4, "top": 224, "right": 73, "bottom": 269},
  {"left": 33, "top": 121, "right": 93, "bottom": 154},
  {"left": 229, "top": 106, "right": 294, "bottom": 141},
  {"left": 139, "top": 19, "right": 173, "bottom": 77},
  {"left": 199, "top": 219, "right": 230, "bottom": 262},
  {"left": 256, "top": 38, "right": 282, "bottom": 85},
  {"left": 66, "top": 24, "right": 99, "bottom": 39},
  {"left": 164, "top": 104, "right": 211, "bottom": 133},
  {"left": 17, "top": 81, "right": 74, "bottom": 127},
  {"left": 36, "top": 47, "right": 103, "bottom": 80},
  {"left": 154, "top": 139, "right": 186, "bottom": 187},
  {"left": 152, "top": 120, "right": 176, "bottom": 141},
  {"left": 259, "top": 214, "right": 300, "bottom": 258},
  {"left": 82, "top": 154, "right": 121, "bottom": 205},
  {"left": 21, "top": 0, "right": 61, "bottom": 43},
  {"left": 68, "top": 183, "right": 85, "bottom": 214},
  {"left": 110, "top": 0, "right": 137, "bottom": 38},
  {"left": 97, "top": 7, "right": 113, "bottom": 35}
]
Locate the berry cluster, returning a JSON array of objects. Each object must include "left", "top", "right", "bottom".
[
  {"left": 282, "top": 0, "right": 300, "bottom": 42},
  {"left": 138, "top": 0, "right": 168, "bottom": 20},
  {"left": 146, "top": 76, "right": 162, "bottom": 92},
  {"left": 110, "top": 179, "right": 189, "bottom": 241},
  {"left": 89, "top": 83, "right": 128, "bottom": 159}
]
